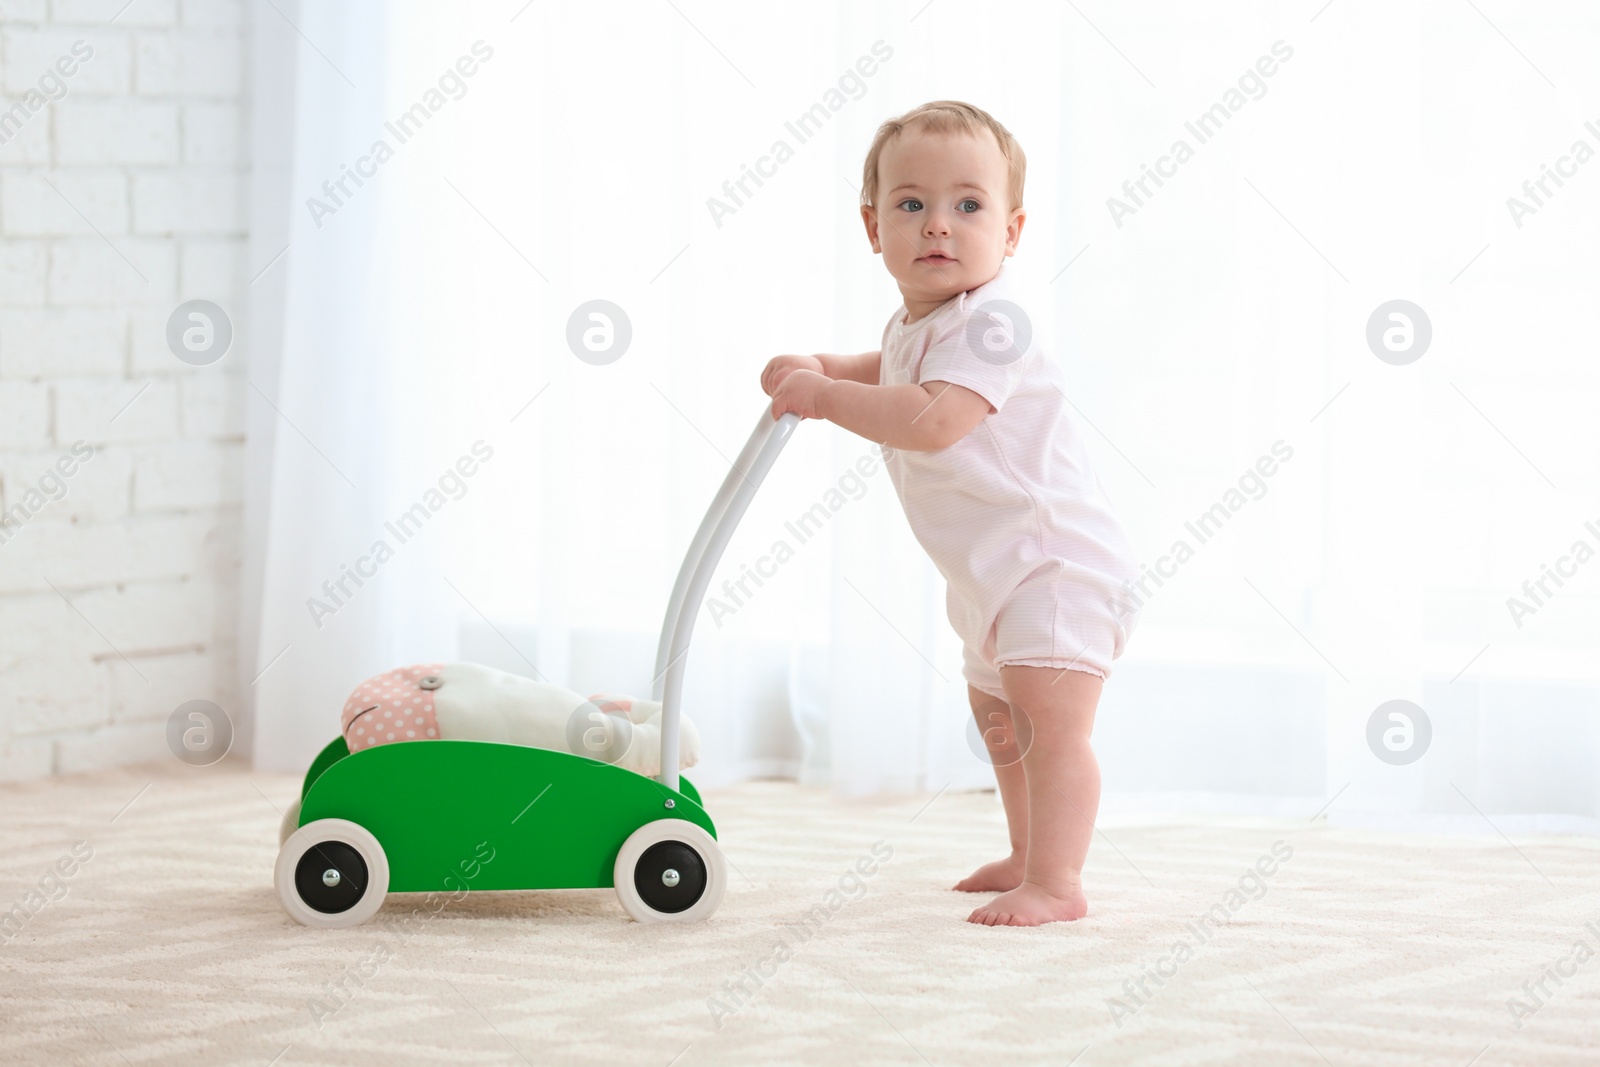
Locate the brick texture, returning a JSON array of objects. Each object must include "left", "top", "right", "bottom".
[{"left": 0, "top": 1, "right": 246, "bottom": 780}]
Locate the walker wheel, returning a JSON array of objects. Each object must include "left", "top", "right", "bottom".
[
  {"left": 613, "top": 820, "right": 726, "bottom": 923},
  {"left": 275, "top": 818, "right": 389, "bottom": 928}
]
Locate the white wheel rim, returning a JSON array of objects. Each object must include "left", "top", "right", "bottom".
[
  {"left": 275, "top": 818, "right": 389, "bottom": 928},
  {"left": 613, "top": 819, "right": 726, "bottom": 923}
]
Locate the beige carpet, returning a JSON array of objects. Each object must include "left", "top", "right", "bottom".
[{"left": 2, "top": 763, "right": 1599, "bottom": 1066}]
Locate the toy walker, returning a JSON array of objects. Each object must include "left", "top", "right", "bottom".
[{"left": 274, "top": 407, "right": 801, "bottom": 927}]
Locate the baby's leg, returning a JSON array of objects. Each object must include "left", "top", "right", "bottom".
[
  {"left": 953, "top": 684, "right": 1030, "bottom": 892},
  {"left": 967, "top": 664, "right": 1103, "bottom": 927}
]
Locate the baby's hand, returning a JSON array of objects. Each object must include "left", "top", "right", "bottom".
[
  {"left": 761, "top": 354, "right": 825, "bottom": 397},
  {"left": 770, "top": 369, "right": 830, "bottom": 421}
]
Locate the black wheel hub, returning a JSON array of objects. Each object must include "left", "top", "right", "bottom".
[
  {"left": 633, "top": 840, "right": 707, "bottom": 914},
  {"left": 294, "top": 841, "right": 369, "bottom": 914}
]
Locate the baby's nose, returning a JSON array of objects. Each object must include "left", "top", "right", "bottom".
[{"left": 923, "top": 212, "right": 951, "bottom": 236}]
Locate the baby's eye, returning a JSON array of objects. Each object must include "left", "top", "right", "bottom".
[
  {"left": 897, "top": 198, "right": 922, "bottom": 212},
  {"left": 959, "top": 199, "right": 980, "bottom": 213}
]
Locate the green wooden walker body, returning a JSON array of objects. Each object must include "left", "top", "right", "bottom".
[
  {"left": 292, "top": 735, "right": 712, "bottom": 894},
  {"left": 274, "top": 408, "right": 800, "bottom": 924}
]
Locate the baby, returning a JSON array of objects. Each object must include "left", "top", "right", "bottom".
[{"left": 762, "top": 101, "right": 1140, "bottom": 927}]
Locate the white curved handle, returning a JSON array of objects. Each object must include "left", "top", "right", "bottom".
[
  {"left": 655, "top": 406, "right": 802, "bottom": 793},
  {"left": 652, "top": 407, "right": 780, "bottom": 701}
]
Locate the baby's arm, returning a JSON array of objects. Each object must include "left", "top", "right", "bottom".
[
  {"left": 816, "top": 351, "right": 996, "bottom": 448},
  {"left": 762, "top": 351, "right": 879, "bottom": 396},
  {"left": 816, "top": 350, "right": 881, "bottom": 384},
  {"left": 767, "top": 351, "right": 990, "bottom": 450},
  {"left": 820, "top": 377, "right": 991, "bottom": 452}
]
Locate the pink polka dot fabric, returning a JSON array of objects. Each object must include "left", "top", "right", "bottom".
[{"left": 341, "top": 663, "right": 444, "bottom": 751}]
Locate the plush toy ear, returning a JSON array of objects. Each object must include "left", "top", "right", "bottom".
[
  {"left": 622, "top": 698, "right": 663, "bottom": 724},
  {"left": 585, "top": 696, "right": 694, "bottom": 771},
  {"left": 679, "top": 713, "right": 700, "bottom": 768}
]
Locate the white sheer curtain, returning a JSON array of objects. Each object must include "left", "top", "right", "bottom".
[
  {"left": 243, "top": 0, "right": 462, "bottom": 771},
  {"left": 243, "top": 1, "right": 1600, "bottom": 834}
]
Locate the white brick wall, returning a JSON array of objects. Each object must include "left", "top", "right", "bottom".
[{"left": 0, "top": 0, "right": 247, "bottom": 780}]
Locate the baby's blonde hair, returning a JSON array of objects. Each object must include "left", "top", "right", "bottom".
[{"left": 860, "top": 100, "right": 1026, "bottom": 214}]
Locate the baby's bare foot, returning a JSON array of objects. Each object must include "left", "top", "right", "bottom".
[
  {"left": 952, "top": 854, "right": 1025, "bottom": 893},
  {"left": 966, "top": 880, "right": 1088, "bottom": 926}
]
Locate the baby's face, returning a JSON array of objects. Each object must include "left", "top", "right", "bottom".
[{"left": 862, "top": 128, "right": 1025, "bottom": 309}]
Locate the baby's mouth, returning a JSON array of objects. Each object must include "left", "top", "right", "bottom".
[{"left": 918, "top": 254, "right": 956, "bottom": 265}]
